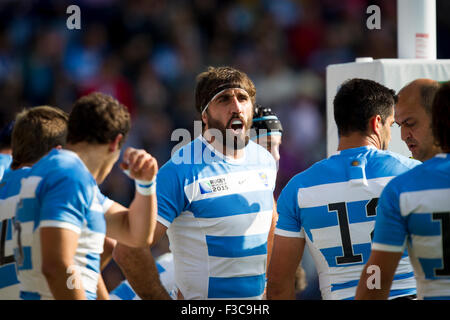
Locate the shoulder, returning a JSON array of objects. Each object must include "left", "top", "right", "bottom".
[
  {"left": 157, "top": 144, "right": 196, "bottom": 188},
  {"left": 32, "top": 149, "right": 96, "bottom": 199},
  {"left": 169, "top": 136, "right": 209, "bottom": 166},
  {"left": 385, "top": 156, "right": 434, "bottom": 191},
  {"left": 35, "top": 149, "right": 93, "bottom": 181},
  {"left": 0, "top": 167, "right": 31, "bottom": 200},
  {"left": 288, "top": 157, "right": 339, "bottom": 188},
  {"left": 368, "top": 149, "right": 420, "bottom": 172},
  {"left": 2, "top": 166, "right": 30, "bottom": 181}
]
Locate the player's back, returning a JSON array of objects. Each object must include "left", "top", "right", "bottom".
[
  {"left": 278, "top": 145, "right": 419, "bottom": 299},
  {"left": 380, "top": 153, "right": 450, "bottom": 299},
  {"left": 13, "top": 148, "right": 110, "bottom": 300},
  {"left": 0, "top": 167, "right": 30, "bottom": 299}
]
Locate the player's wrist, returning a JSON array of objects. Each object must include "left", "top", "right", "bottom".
[
  {"left": 123, "top": 169, "right": 157, "bottom": 195},
  {"left": 134, "top": 177, "right": 156, "bottom": 196}
]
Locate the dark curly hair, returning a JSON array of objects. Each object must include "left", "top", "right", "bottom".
[
  {"left": 333, "top": 78, "right": 396, "bottom": 137},
  {"left": 12, "top": 106, "right": 68, "bottom": 169},
  {"left": 195, "top": 66, "right": 256, "bottom": 114},
  {"left": 67, "top": 92, "right": 131, "bottom": 147}
]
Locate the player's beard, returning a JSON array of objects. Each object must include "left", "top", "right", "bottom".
[{"left": 206, "top": 114, "right": 252, "bottom": 151}]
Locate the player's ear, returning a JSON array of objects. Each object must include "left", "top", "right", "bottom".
[
  {"left": 201, "top": 111, "right": 208, "bottom": 128},
  {"left": 109, "top": 133, "right": 123, "bottom": 152},
  {"left": 369, "top": 115, "right": 382, "bottom": 136}
]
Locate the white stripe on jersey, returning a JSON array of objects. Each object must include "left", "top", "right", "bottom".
[
  {"left": 184, "top": 169, "right": 276, "bottom": 202},
  {"left": 19, "top": 176, "right": 42, "bottom": 198},
  {"left": 208, "top": 254, "right": 266, "bottom": 278},
  {"left": 417, "top": 279, "right": 450, "bottom": 300},
  {"left": 157, "top": 215, "right": 171, "bottom": 228},
  {"left": 399, "top": 188, "right": 450, "bottom": 216},
  {"left": 40, "top": 220, "right": 81, "bottom": 234},
  {"left": 297, "top": 176, "right": 394, "bottom": 208},
  {"left": 195, "top": 210, "right": 273, "bottom": 237},
  {"left": 310, "top": 221, "right": 374, "bottom": 250},
  {"left": 411, "top": 235, "right": 443, "bottom": 259},
  {"left": 372, "top": 242, "right": 406, "bottom": 253},
  {"left": 274, "top": 228, "right": 305, "bottom": 238},
  {"left": 0, "top": 177, "right": 41, "bottom": 220},
  {"left": 0, "top": 194, "right": 20, "bottom": 220}
]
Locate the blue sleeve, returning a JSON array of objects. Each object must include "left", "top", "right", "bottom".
[
  {"left": 275, "top": 178, "right": 302, "bottom": 237},
  {"left": 372, "top": 179, "right": 408, "bottom": 252},
  {"left": 156, "top": 161, "right": 186, "bottom": 226},
  {"left": 95, "top": 186, "right": 114, "bottom": 212},
  {"left": 39, "top": 172, "right": 91, "bottom": 233}
]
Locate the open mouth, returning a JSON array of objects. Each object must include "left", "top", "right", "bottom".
[{"left": 229, "top": 119, "right": 244, "bottom": 134}]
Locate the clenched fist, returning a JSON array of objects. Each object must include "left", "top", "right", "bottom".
[{"left": 120, "top": 147, "right": 158, "bottom": 182}]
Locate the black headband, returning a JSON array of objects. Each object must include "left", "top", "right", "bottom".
[{"left": 201, "top": 83, "right": 245, "bottom": 113}]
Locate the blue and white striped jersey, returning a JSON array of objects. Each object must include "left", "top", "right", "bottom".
[
  {"left": 0, "top": 154, "right": 12, "bottom": 180},
  {"left": 373, "top": 153, "right": 450, "bottom": 300},
  {"left": 12, "top": 149, "right": 113, "bottom": 300},
  {"left": 110, "top": 252, "right": 176, "bottom": 300},
  {"left": 0, "top": 167, "right": 30, "bottom": 299},
  {"left": 156, "top": 136, "right": 277, "bottom": 300},
  {"left": 276, "top": 146, "right": 419, "bottom": 300}
]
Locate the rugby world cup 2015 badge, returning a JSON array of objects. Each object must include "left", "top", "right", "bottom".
[
  {"left": 258, "top": 172, "right": 269, "bottom": 187},
  {"left": 199, "top": 178, "right": 229, "bottom": 194}
]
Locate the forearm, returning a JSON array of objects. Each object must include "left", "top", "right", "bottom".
[
  {"left": 355, "top": 264, "right": 392, "bottom": 300},
  {"left": 355, "top": 250, "right": 402, "bottom": 300},
  {"left": 113, "top": 243, "right": 171, "bottom": 300},
  {"left": 266, "top": 235, "right": 304, "bottom": 300},
  {"left": 40, "top": 227, "right": 85, "bottom": 299},
  {"left": 43, "top": 263, "right": 86, "bottom": 300},
  {"left": 267, "top": 278, "right": 296, "bottom": 300},
  {"left": 96, "top": 274, "right": 110, "bottom": 300},
  {"left": 127, "top": 192, "right": 157, "bottom": 246},
  {"left": 100, "top": 237, "right": 117, "bottom": 270},
  {"left": 106, "top": 193, "right": 157, "bottom": 248}
]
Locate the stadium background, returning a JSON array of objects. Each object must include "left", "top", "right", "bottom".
[{"left": 0, "top": 0, "right": 449, "bottom": 299}]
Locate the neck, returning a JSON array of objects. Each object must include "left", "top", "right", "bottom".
[
  {"left": 66, "top": 143, "right": 110, "bottom": 182},
  {"left": 337, "top": 132, "right": 381, "bottom": 151}
]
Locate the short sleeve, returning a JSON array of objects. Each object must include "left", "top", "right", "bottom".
[
  {"left": 372, "top": 179, "right": 408, "bottom": 252},
  {"left": 95, "top": 186, "right": 114, "bottom": 213},
  {"left": 156, "top": 161, "right": 186, "bottom": 227},
  {"left": 275, "top": 179, "right": 303, "bottom": 238},
  {"left": 39, "top": 172, "right": 92, "bottom": 234}
]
